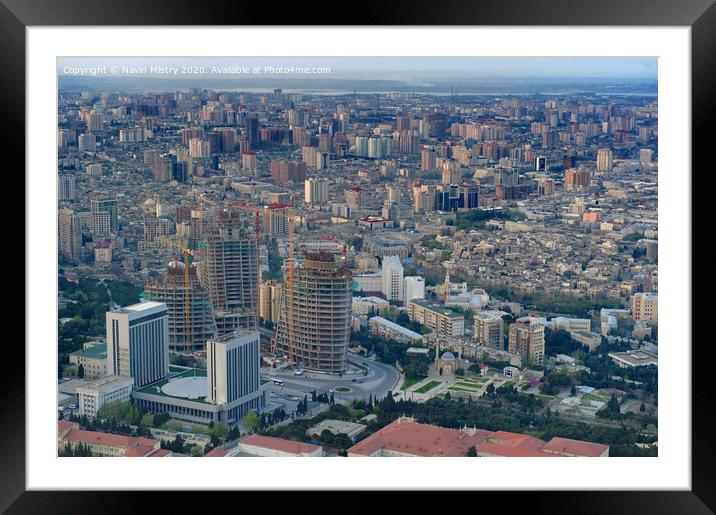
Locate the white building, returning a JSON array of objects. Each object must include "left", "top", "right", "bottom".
[
  {"left": 304, "top": 177, "right": 328, "bottom": 205},
  {"left": 352, "top": 296, "right": 390, "bottom": 316},
  {"left": 381, "top": 256, "right": 404, "bottom": 303},
  {"left": 206, "top": 330, "right": 261, "bottom": 408},
  {"left": 537, "top": 316, "right": 591, "bottom": 333},
  {"left": 106, "top": 301, "right": 169, "bottom": 388},
  {"left": 353, "top": 270, "right": 382, "bottom": 294},
  {"left": 473, "top": 310, "right": 505, "bottom": 349},
  {"left": 77, "top": 375, "right": 134, "bottom": 418},
  {"left": 404, "top": 276, "right": 425, "bottom": 304},
  {"left": 369, "top": 316, "right": 423, "bottom": 344}
]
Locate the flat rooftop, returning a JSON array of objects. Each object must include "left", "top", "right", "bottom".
[
  {"left": 124, "top": 301, "right": 165, "bottom": 312},
  {"left": 69, "top": 342, "right": 107, "bottom": 360},
  {"left": 77, "top": 374, "right": 134, "bottom": 394},
  {"left": 135, "top": 367, "right": 210, "bottom": 403}
]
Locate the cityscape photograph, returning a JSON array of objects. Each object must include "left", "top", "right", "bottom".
[{"left": 56, "top": 56, "right": 658, "bottom": 458}]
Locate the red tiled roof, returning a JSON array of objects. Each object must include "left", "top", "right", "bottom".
[
  {"left": 125, "top": 444, "right": 158, "bottom": 457},
  {"left": 146, "top": 448, "right": 172, "bottom": 457},
  {"left": 347, "top": 419, "right": 491, "bottom": 457},
  {"left": 486, "top": 431, "right": 546, "bottom": 451},
  {"left": 541, "top": 437, "right": 609, "bottom": 457},
  {"left": 205, "top": 448, "right": 228, "bottom": 457},
  {"left": 477, "top": 442, "right": 556, "bottom": 457},
  {"left": 58, "top": 420, "right": 78, "bottom": 434},
  {"left": 347, "top": 419, "right": 609, "bottom": 458},
  {"left": 240, "top": 434, "right": 322, "bottom": 455},
  {"left": 63, "top": 428, "right": 159, "bottom": 456}
]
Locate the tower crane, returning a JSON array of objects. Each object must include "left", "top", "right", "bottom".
[{"left": 271, "top": 206, "right": 296, "bottom": 363}]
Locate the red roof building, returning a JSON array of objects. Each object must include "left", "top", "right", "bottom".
[
  {"left": 540, "top": 437, "right": 610, "bottom": 457},
  {"left": 58, "top": 421, "right": 165, "bottom": 457},
  {"left": 347, "top": 418, "right": 609, "bottom": 457},
  {"left": 235, "top": 434, "right": 323, "bottom": 457}
]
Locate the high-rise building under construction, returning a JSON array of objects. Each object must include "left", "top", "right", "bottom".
[
  {"left": 144, "top": 261, "right": 216, "bottom": 352},
  {"left": 198, "top": 207, "right": 260, "bottom": 335},
  {"left": 273, "top": 251, "right": 352, "bottom": 374}
]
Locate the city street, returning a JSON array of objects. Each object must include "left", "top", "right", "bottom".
[{"left": 261, "top": 355, "right": 401, "bottom": 404}]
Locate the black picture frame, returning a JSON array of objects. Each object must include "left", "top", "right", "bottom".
[{"left": 3, "top": 0, "right": 713, "bottom": 512}]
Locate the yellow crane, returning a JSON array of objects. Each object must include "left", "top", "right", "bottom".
[
  {"left": 157, "top": 236, "right": 194, "bottom": 353},
  {"left": 271, "top": 206, "right": 296, "bottom": 362}
]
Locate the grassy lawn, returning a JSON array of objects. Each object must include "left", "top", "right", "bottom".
[
  {"left": 400, "top": 376, "right": 423, "bottom": 390},
  {"left": 454, "top": 382, "right": 482, "bottom": 391},
  {"left": 415, "top": 380, "right": 442, "bottom": 394},
  {"left": 448, "top": 386, "right": 478, "bottom": 393},
  {"left": 503, "top": 380, "right": 515, "bottom": 388},
  {"left": 580, "top": 393, "right": 609, "bottom": 406},
  {"left": 582, "top": 392, "right": 609, "bottom": 402},
  {"left": 458, "top": 378, "right": 484, "bottom": 385}
]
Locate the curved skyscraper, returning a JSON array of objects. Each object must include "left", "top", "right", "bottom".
[
  {"left": 144, "top": 261, "right": 216, "bottom": 352},
  {"left": 273, "top": 251, "right": 352, "bottom": 374}
]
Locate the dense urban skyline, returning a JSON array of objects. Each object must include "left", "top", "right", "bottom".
[{"left": 57, "top": 57, "right": 658, "bottom": 458}]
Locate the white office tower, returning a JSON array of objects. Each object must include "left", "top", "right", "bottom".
[
  {"left": 206, "top": 330, "right": 264, "bottom": 423},
  {"left": 106, "top": 302, "right": 169, "bottom": 388},
  {"left": 404, "top": 276, "right": 426, "bottom": 304},
  {"left": 381, "top": 255, "right": 404, "bottom": 303},
  {"left": 305, "top": 177, "right": 329, "bottom": 205}
]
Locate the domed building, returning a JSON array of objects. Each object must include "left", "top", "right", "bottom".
[{"left": 436, "top": 351, "right": 457, "bottom": 377}]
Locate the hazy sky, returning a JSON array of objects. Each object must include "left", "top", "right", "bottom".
[{"left": 58, "top": 57, "right": 657, "bottom": 82}]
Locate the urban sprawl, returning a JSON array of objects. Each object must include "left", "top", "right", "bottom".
[{"left": 57, "top": 81, "right": 658, "bottom": 458}]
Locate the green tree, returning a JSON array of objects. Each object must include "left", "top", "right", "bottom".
[
  {"left": 242, "top": 409, "right": 260, "bottom": 433},
  {"left": 212, "top": 421, "right": 229, "bottom": 440},
  {"left": 153, "top": 412, "right": 170, "bottom": 427},
  {"left": 190, "top": 444, "right": 204, "bottom": 457},
  {"left": 140, "top": 413, "right": 154, "bottom": 428},
  {"left": 607, "top": 394, "right": 620, "bottom": 414},
  {"left": 466, "top": 446, "right": 477, "bottom": 457},
  {"left": 96, "top": 400, "right": 132, "bottom": 423},
  {"left": 570, "top": 384, "right": 577, "bottom": 397},
  {"left": 640, "top": 402, "right": 646, "bottom": 413},
  {"left": 77, "top": 364, "right": 85, "bottom": 378}
]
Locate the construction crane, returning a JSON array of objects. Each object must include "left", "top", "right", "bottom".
[
  {"left": 198, "top": 196, "right": 263, "bottom": 335},
  {"left": 157, "top": 236, "right": 194, "bottom": 353},
  {"left": 271, "top": 206, "right": 295, "bottom": 363}
]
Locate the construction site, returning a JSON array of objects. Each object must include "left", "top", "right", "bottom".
[
  {"left": 197, "top": 205, "right": 260, "bottom": 336},
  {"left": 272, "top": 250, "right": 353, "bottom": 374},
  {"left": 144, "top": 261, "right": 216, "bottom": 352}
]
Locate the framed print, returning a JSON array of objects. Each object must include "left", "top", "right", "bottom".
[{"left": 4, "top": 0, "right": 714, "bottom": 512}]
